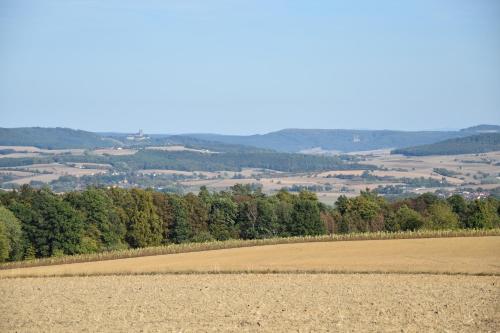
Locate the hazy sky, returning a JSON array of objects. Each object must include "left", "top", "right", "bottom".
[{"left": 1, "top": 0, "right": 499, "bottom": 134}]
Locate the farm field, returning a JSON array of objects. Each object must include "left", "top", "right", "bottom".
[
  {"left": 2, "top": 236, "right": 499, "bottom": 277},
  {"left": 0, "top": 145, "right": 85, "bottom": 156},
  {"left": 145, "top": 145, "right": 216, "bottom": 153},
  {"left": 91, "top": 148, "right": 137, "bottom": 156},
  {"left": 0, "top": 163, "right": 109, "bottom": 185},
  {"left": 178, "top": 150, "right": 500, "bottom": 202},
  {"left": 362, "top": 150, "right": 500, "bottom": 183},
  {"left": 1, "top": 274, "right": 498, "bottom": 332},
  {"left": 1, "top": 143, "right": 498, "bottom": 201},
  {"left": 1, "top": 236, "right": 499, "bottom": 332}
]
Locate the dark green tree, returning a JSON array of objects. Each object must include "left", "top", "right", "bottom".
[
  {"left": 65, "top": 188, "right": 127, "bottom": 251},
  {"left": 152, "top": 191, "right": 174, "bottom": 243},
  {"left": 0, "top": 220, "right": 9, "bottom": 262},
  {"left": 446, "top": 194, "right": 468, "bottom": 227},
  {"left": 426, "top": 202, "right": 459, "bottom": 230},
  {"left": 395, "top": 205, "right": 424, "bottom": 231},
  {"left": 208, "top": 196, "right": 238, "bottom": 240},
  {"left": 168, "top": 196, "right": 192, "bottom": 243},
  {"left": 466, "top": 199, "right": 499, "bottom": 229},
  {"left": 0, "top": 205, "right": 23, "bottom": 260},
  {"left": 108, "top": 188, "right": 162, "bottom": 248},
  {"left": 289, "top": 198, "right": 325, "bottom": 236},
  {"left": 335, "top": 195, "right": 351, "bottom": 215},
  {"left": 238, "top": 198, "right": 278, "bottom": 239},
  {"left": 9, "top": 189, "right": 84, "bottom": 257},
  {"left": 184, "top": 193, "right": 209, "bottom": 236}
]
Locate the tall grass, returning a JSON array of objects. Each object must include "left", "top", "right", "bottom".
[{"left": 1, "top": 228, "right": 499, "bottom": 270}]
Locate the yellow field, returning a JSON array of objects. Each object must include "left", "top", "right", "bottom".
[
  {"left": 2, "top": 236, "right": 499, "bottom": 278},
  {"left": 1, "top": 274, "right": 499, "bottom": 332},
  {"left": 91, "top": 148, "right": 138, "bottom": 156},
  {"left": 2, "top": 163, "right": 108, "bottom": 185},
  {"left": 2, "top": 236, "right": 499, "bottom": 332}
]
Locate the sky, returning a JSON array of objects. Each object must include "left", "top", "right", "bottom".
[{"left": 1, "top": 0, "right": 499, "bottom": 134}]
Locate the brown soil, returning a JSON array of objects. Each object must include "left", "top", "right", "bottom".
[{"left": 1, "top": 274, "right": 498, "bottom": 332}]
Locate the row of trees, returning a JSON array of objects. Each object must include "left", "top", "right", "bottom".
[
  {"left": 0, "top": 150, "right": 370, "bottom": 173},
  {"left": 0, "top": 185, "right": 499, "bottom": 262},
  {"left": 392, "top": 133, "right": 500, "bottom": 156}
]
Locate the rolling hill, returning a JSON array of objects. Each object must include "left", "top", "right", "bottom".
[
  {"left": 2, "top": 125, "right": 498, "bottom": 153},
  {"left": 185, "top": 129, "right": 472, "bottom": 153},
  {"left": 392, "top": 133, "right": 500, "bottom": 156},
  {"left": 0, "top": 127, "right": 117, "bottom": 149},
  {"left": 460, "top": 124, "right": 500, "bottom": 134}
]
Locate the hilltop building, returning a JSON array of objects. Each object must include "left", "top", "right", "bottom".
[{"left": 126, "top": 129, "right": 149, "bottom": 141}]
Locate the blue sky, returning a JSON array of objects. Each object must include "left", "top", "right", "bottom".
[{"left": 1, "top": 0, "right": 499, "bottom": 134}]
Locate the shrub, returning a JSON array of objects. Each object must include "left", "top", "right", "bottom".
[
  {"left": 395, "top": 205, "right": 424, "bottom": 231},
  {"left": 425, "top": 202, "right": 460, "bottom": 230}
]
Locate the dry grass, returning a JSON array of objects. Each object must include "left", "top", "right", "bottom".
[
  {"left": 2, "top": 229, "right": 498, "bottom": 271},
  {"left": 1, "top": 274, "right": 498, "bottom": 332},
  {"left": 0, "top": 146, "right": 85, "bottom": 155},
  {"left": 3, "top": 163, "right": 109, "bottom": 185},
  {"left": 138, "top": 169, "right": 220, "bottom": 178},
  {"left": 7, "top": 173, "right": 62, "bottom": 185},
  {"left": 0, "top": 152, "right": 43, "bottom": 159},
  {"left": 1, "top": 235, "right": 499, "bottom": 278},
  {"left": 145, "top": 145, "right": 216, "bottom": 153},
  {"left": 91, "top": 148, "right": 137, "bottom": 156}
]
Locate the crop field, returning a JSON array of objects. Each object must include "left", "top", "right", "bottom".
[
  {"left": 91, "top": 148, "right": 137, "bottom": 156},
  {"left": 1, "top": 236, "right": 499, "bottom": 332},
  {"left": 2, "top": 236, "right": 499, "bottom": 277},
  {"left": 1, "top": 144, "right": 498, "bottom": 199},
  {"left": 145, "top": 145, "right": 216, "bottom": 153},
  {"left": 1, "top": 274, "right": 498, "bottom": 332},
  {"left": 175, "top": 150, "right": 500, "bottom": 201},
  {"left": 362, "top": 150, "right": 500, "bottom": 184},
  {"left": 1, "top": 163, "right": 109, "bottom": 185},
  {"left": 5, "top": 173, "right": 62, "bottom": 185},
  {"left": 0, "top": 146, "right": 85, "bottom": 155}
]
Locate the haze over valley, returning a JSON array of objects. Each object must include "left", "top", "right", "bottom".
[
  {"left": 1, "top": 1, "right": 499, "bottom": 332},
  {"left": 1, "top": 125, "right": 499, "bottom": 204}
]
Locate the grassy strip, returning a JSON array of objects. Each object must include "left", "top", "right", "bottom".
[
  {"left": 1, "top": 228, "right": 499, "bottom": 270},
  {"left": 2, "top": 269, "right": 500, "bottom": 279}
]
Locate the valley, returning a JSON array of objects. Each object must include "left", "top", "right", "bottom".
[{"left": 1, "top": 142, "right": 498, "bottom": 204}]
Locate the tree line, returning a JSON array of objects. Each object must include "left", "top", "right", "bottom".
[
  {"left": 0, "top": 185, "right": 499, "bottom": 262},
  {"left": 392, "top": 133, "right": 500, "bottom": 156},
  {"left": 0, "top": 150, "right": 372, "bottom": 173}
]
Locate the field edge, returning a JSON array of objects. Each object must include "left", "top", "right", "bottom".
[
  {"left": 2, "top": 228, "right": 499, "bottom": 271},
  {"left": 2, "top": 269, "right": 500, "bottom": 280}
]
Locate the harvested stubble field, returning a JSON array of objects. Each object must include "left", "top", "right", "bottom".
[
  {"left": 1, "top": 236, "right": 499, "bottom": 277},
  {"left": 1, "top": 274, "right": 499, "bottom": 332},
  {"left": 1, "top": 236, "right": 499, "bottom": 332}
]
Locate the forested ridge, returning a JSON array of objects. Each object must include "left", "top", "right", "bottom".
[
  {"left": 3, "top": 126, "right": 497, "bottom": 153},
  {"left": 186, "top": 129, "right": 468, "bottom": 153},
  {"left": 392, "top": 133, "right": 500, "bottom": 156},
  {"left": 0, "top": 127, "right": 116, "bottom": 149},
  {"left": 0, "top": 150, "right": 370, "bottom": 172},
  {"left": 0, "top": 185, "right": 499, "bottom": 262}
]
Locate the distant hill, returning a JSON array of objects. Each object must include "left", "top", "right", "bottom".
[
  {"left": 460, "top": 124, "right": 500, "bottom": 134},
  {"left": 392, "top": 133, "right": 500, "bottom": 156},
  {"left": 185, "top": 129, "right": 472, "bottom": 153},
  {"left": 104, "top": 133, "right": 272, "bottom": 153},
  {"left": 0, "top": 127, "right": 116, "bottom": 149},
  {"left": 152, "top": 135, "right": 273, "bottom": 153},
  {"left": 3, "top": 125, "right": 498, "bottom": 153}
]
